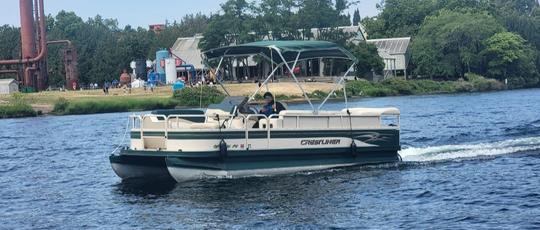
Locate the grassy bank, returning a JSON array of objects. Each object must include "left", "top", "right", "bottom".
[
  {"left": 52, "top": 86, "right": 227, "bottom": 115},
  {"left": 0, "top": 94, "right": 38, "bottom": 119},
  {"left": 345, "top": 74, "right": 505, "bottom": 98},
  {"left": 52, "top": 97, "right": 179, "bottom": 115},
  {"left": 0, "top": 78, "right": 506, "bottom": 118}
]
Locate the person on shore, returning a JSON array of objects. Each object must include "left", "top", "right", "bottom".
[
  {"left": 102, "top": 81, "right": 110, "bottom": 95},
  {"left": 120, "top": 69, "right": 131, "bottom": 94}
]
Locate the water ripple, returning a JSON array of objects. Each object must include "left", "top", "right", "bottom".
[{"left": 1, "top": 90, "right": 540, "bottom": 228}]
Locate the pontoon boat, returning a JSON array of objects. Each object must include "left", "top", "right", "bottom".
[{"left": 109, "top": 41, "right": 401, "bottom": 182}]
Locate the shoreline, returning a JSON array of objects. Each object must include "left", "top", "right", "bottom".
[{"left": 0, "top": 79, "right": 515, "bottom": 119}]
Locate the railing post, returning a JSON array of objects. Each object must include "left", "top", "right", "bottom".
[
  {"left": 267, "top": 117, "right": 270, "bottom": 149},
  {"left": 245, "top": 116, "right": 249, "bottom": 150},
  {"left": 164, "top": 115, "right": 168, "bottom": 139},
  {"left": 140, "top": 116, "right": 144, "bottom": 142}
]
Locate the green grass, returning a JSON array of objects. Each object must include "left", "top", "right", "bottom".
[
  {"left": 37, "top": 77, "right": 507, "bottom": 117},
  {"left": 52, "top": 86, "right": 228, "bottom": 115},
  {"left": 0, "top": 93, "right": 37, "bottom": 118},
  {"left": 345, "top": 76, "right": 505, "bottom": 97},
  {"left": 52, "top": 97, "right": 179, "bottom": 115}
]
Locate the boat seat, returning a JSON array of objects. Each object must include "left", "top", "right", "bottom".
[
  {"left": 344, "top": 108, "right": 400, "bottom": 116},
  {"left": 258, "top": 118, "right": 281, "bottom": 129},
  {"left": 278, "top": 110, "right": 315, "bottom": 116},
  {"left": 167, "top": 118, "right": 195, "bottom": 129},
  {"left": 230, "top": 117, "right": 246, "bottom": 129}
]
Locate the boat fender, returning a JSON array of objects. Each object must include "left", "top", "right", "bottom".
[
  {"left": 219, "top": 139, "right": 228, "bottom": 158},
  {"left": 350, "top": 140, "right": 358, "bottom": 156},
  {"left": 346, "top": 109, "right": 358, "bottom": 156}
]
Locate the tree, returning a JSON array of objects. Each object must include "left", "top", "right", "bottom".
[
  {"left": 411, "top": 10, "right": 504, "bottom": 79},
  {"left": 199, "top": 0, "right": 255, "bottom": 51},
  {"left": 335, "top": 0, "right": 348, "bottom": 14},
  {"left": 348, "top": 42, "right": 385, "bottom": 77},
  {"left": 482, "top": 32, "right": 539, "bottom": 87},
  {"left": 199, "top": 15, "right": 230, "bottom": 51},
  {"left": 352, "top": 9, "right": 361, "bottom": 26},
  {"left": 0, "top": 25, "right": 20, "bottom": 61},
  {"left": 254, "top": 0, "right": 299, "bottom": 40},
  {"left": 363, "top": 0, "right": 438, "bottom": 38}
]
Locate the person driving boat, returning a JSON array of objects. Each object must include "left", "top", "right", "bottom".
[{"left": 260, "top": 92, "right": 286, "bottom": 117}]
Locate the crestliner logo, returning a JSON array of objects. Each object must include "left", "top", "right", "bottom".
[{"left": 301, "top": 139, "right": 341, "bottom": 146}]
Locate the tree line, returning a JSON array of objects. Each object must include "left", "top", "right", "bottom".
[
  {"left": 0, "top": 0, "right": 384, "bottom": 87},
  {"left": 363, "top": 0, "right": 540, "bottom": 88}
]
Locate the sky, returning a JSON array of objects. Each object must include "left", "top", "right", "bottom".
[{"left": 0, "top": 0, "right": 381, "bottom": 28}]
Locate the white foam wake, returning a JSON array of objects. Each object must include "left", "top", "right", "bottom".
[{"left": 399, "top": 136, "right": 540, "bottom": 162}]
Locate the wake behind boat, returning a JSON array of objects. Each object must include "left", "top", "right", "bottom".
[{"left": 110, "top": 40, "right": 401, "bottom": 182}]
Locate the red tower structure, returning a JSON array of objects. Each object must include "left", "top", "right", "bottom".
[{"left": 0, "top": 0, "right": 78, "bottom": 91}]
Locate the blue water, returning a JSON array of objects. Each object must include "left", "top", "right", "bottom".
[{"left": 1, "top": 89, "right": 539, "bottom": 229}]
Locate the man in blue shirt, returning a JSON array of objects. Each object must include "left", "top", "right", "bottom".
[{"left": 260, "top": 92, "right": 286, "bottom": 117}]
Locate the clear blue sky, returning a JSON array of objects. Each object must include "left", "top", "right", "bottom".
[{"left": 0, "top": 0, "right": 380, "bottom": 28}]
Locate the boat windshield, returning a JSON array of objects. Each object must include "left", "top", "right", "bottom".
[{"left": 207, "top": 96, "right": 248, "bottom": 113}]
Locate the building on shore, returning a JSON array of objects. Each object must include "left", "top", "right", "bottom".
[
  {"left": 0, "top": 79, "right": 19, "bottom": 94},
  {"left": 366, "top": 37, "right": 411, "bottom": 81},
  {"left": 169, "top": 25, "right": 411, "bottom": 82}
]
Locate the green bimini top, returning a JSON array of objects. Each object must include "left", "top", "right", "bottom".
[{"left": 203, "top": 40, "right": 357, "bottom": 63}]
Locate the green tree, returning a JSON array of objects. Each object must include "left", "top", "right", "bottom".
[
  {"left": 352, "top": 9, "right": 361, "bottom": 26},
  {"left": 254, "top": 0, "right": 299, "bottom": 40},
  {"left": 348, "top": 42, "right": 385, "bottom": 77},
  {"left": 0, "top": 25, "right": 20, "bottom": 61},
  {"left": 363, "top": 0, "right": 438, "bottom": 38},
  {"left": 411, "top": 10, "right": 504, "bottom": 79},
  {"left": 200, "top": 0, "right": 255, "bottom": 50},
  {"left": 482, "top": 32, "right": 539, "bottom": 87}
]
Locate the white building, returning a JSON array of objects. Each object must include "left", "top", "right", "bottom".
[
  {"left": 366, "top": 37, "right": 411, "bottom": 79},
  {"left": 171, "top": 36, "right": 205, "bottom": 70},
  {"left": 0, "top": 79, "right": 19, "bottom": 94}
]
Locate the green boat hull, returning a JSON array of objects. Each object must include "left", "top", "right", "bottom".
[{"left": 110, "top": 146, "right": 400, "bottom": 182}]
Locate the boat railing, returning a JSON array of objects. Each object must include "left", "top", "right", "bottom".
[
  {"left": 267, "top": 113, "right": 400, "bottom": 129},
  {"left": 245, "top": 114, "right": 270, "bottom": 149},
  {"left": 129, "top": 113, "right": 399, "bottom": 148}
]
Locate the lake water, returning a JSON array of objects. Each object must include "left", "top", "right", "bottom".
[{"left": 1, "top": 89, "right": 539, "bottom": 229}]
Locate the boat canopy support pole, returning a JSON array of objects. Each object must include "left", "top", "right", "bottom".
[
  {"left": 249, "top": 63, "right": 284, "bottom": 102},
  {"left": 274, "top": 49, "right": 315, "bottom": 111},
  {"left": 317, "top": 63, "right": 355, "bottom": 112},
  {"left": 214, "top": 56, "right": 231, "bottom": 96}
]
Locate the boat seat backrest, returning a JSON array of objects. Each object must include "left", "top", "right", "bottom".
[
  {"left": 258, "top": 118, "right": 281, "bottom": 129},
  {"left": 205, "top": 109, "right": 231, "bottom": 122},
  {"left": 230, "top": 117, "right": 246, "bottom": 129},
  {"left": 167, "top": 118, "right": 195, "bottom": 129},
  {"left": 142, "top": 117, "right": 166, "bottom": 129},
  {"left": 344, "top": 108, "right": 400, "bottom": 116}
]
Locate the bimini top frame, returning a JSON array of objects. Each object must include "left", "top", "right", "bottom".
[{"left": 202, "top": 40, "right": 358, "bottom": 112}]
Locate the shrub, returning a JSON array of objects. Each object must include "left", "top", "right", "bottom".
[
  {"left": 53, "top": 97, "right": 69, "bottom": 112},
  {"left": 308, "top": 90, "right": 329, "bottom": 99},
  {"left": 0, "top": 93, "right": 37, "bottom": 118},
  {"left": 173, "top": 85, "right": 226, "bottom": 107},
  {"left": 465, "top": 73, "right": 505, "bottom": 91},
  {"left": 363, "top": 88, "right": 398, "bottom": 97},
  {"left": 380, "top": 78, "right": 415, "bottom": 95},
  {"left": 53, "top": 98, "right": 178, "bottom": 115},
  {"left": 345, "top": 79, "right": 373, "bottom": 96}
]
